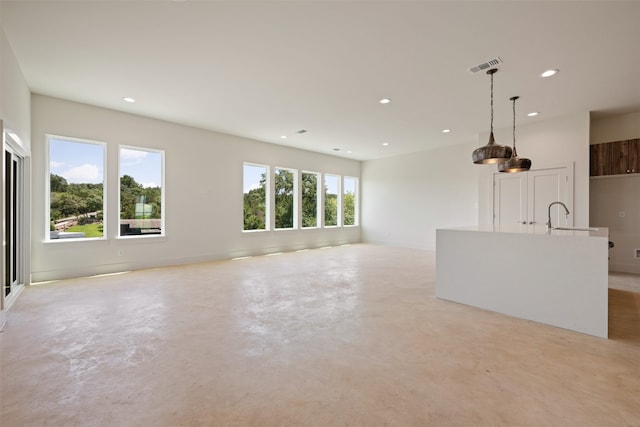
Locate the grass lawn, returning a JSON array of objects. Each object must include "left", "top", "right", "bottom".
[{"left": 66, "top": 223, "right": 104, "bottom": 237}]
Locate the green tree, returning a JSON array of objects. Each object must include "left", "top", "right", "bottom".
[
  {"left": 49, "top": 192, "right": 64, "bottom": 220},
  {"left": 275, "top": 169, "right": 294, "bottom": 228},
  {"left": 243, "top": 173, "right": 266, "bottom": 230},
  {"left": 244, "top": 189, "right": 266, "bottom": 230},
  {"left": 119, "top": 175, "right": 161, "bottom": 220},
  {"left": 84, "top": 191, "right": 103, "bottom": 216},
  {"left": 67, "top": 183, "right": 103, "bottom": 218},
  {"left": 301, "top": 173, "right": 318, "bottom": 227},
  {"left": 50, "top": 182, "right": 103, "bottom": 221},
  {"left": 120, "top": 175, "right": 143, "bottom": 219},
  {"left": 142, "top": 186, "right": 162, "bottom": 218},
  {"left": 50, "top": 174, "right": 68, "bottom": 192},
  {"left": 324, "top": 193, "right": 338, "bottom": 226},
  {"left": 344, "top": 192, "right": 355, "bottom": 225},
  {"left": 51, "top": 192, "right": 83, "bottom": 219}
]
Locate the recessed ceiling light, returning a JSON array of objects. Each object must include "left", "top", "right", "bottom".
[
  {"left": 280, "top": 135, "right": 287, "bottom": 139},
  {"left": 442, "top": 129, "right": 451, "bottom": 133},
  {"left": 540, "top": 69, "right": 558, "bottom": 78},
  {"left": 379, "top": 98, "right": 391, "bottom": 104},
  {"left": 527, "top": 112, "right": 539, "bottom": 117},
  {"left": 123, "top": 97, "right": 136, "bottom": 103},
  {"left": 347, "top": 150, "right": 352, "bottom": 154},
  {"left": 382, "top": 142, "right": 389, "bottom": 146}
]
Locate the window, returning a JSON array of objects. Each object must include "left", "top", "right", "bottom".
[
  {"left": 119, "top": 146, "right": 164, "bottom": 237},
  {"left": 301, "top": 171, "right": 319, "bottom": 228},
  {"left": 343, "top": 176, "right": 358, "bottom": 226},
  {"left": 242, "top": 164, "right": 358, "bottom": 232},
  {"left": 48, "top": 136, "right": 106, "bottom": 240},
  {"left": 244, "top": 163, "right": 268, "bottom": 231},
  {"left": 274, "top": 167, "right": 296, "bottom": 229},
  {"left": 324, "top": 174, "right": 339, "bottom": 227}
]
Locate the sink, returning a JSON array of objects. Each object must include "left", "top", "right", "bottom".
[{"left": 553, "top": 227, "right": 599, "bottom": 231}]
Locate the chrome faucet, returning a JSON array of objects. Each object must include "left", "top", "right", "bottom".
[{"left": 546, "top": 201, "right": 570, "bottom": 230}]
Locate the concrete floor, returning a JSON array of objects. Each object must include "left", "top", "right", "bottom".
[{"left": 1, "top": 244, "right": 639, "bottom": 426}]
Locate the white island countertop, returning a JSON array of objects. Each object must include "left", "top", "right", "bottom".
[
  {"left": 436, "top": 225, "right": 609, "bottom": 338},
  {"left": 442, "top": 224, "right": 608, "bottom": 238}
]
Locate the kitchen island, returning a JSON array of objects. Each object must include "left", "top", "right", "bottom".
[{"left": 436, "top": 225, "right": 609, "bottom": 338}]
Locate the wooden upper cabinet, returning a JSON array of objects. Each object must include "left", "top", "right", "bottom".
[
  {"left": 627, "top": 139, "right": 639, "bottom": 174},
  {"left": 590, "top": 142, "right": 615, "bottom": 176},
  {"left": 590, "top": 139, "right": 640, "bottom": 176}
]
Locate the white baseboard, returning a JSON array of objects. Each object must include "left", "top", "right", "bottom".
[{"left": 610, "top": 263, "right": 640, "bottom": 275}]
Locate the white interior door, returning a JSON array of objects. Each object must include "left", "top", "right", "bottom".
[
  {"left": 527, "top": 167, "right": 572, "bottom": 227},
  {"left": 493, "top": 172, "right": 527, "bottom": 225}
]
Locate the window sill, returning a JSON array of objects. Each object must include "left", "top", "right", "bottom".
[{"left": 44, "top": 236, "right": 107, "bottom": 244}]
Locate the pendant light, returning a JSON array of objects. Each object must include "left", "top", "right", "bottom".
[
  {"left": 498, "top": 96, "right": 532, "bottom": 173},
  {"left": 472, "top": 68, "right": 512, "bottom": 164}
]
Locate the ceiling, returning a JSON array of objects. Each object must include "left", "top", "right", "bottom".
[{"left": 2, "top": 1, "right": 640, "bottom": 161}]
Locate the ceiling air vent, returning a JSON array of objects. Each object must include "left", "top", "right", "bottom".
[{"left": 468, "top": 57, "right": 503, "bottom": 74}]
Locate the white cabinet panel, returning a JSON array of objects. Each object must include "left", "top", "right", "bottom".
[
  {"left": 494, "top": 173, "right": 527, "bottom": 225},
  {"left": 528, "top": 168, "right": 572, "bottom": 227},
  {"left": 493, "top": 165, "right": 573, "bottom": 227}
]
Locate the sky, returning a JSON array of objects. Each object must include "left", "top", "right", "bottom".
[
  {"left": 49, "top": 138, "right": 162, "bottom": 188},
  {"left": 324, "top": 174, "right": 339, "bottom": 194},
  {"left": 243, "top": 164, "right": 267, "bottom": 193},
  {"left": 344, "top": 176, "right": 356, "bottom": 194},
  {"left": 119, "top": 147, "right": 162, "bottom": 188},
  {"left": 49, "top": 138, "right": 104, "bottom": 184}
]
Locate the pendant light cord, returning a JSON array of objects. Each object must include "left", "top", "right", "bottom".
[
  {"left": 490, "top": 71, "right": 494, "bottom": 133},
  {"left": 512, "top": 97, "right": 516, "bottom": 149},
  {"left": 510, "top": 95, "right": 519, "bottom": 151}
]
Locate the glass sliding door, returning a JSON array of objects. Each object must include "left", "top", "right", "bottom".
[{"left": 4, "top": 145, "right": 23, "bottom": 301}]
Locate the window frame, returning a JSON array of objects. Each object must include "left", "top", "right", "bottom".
[
  {"left": 323, "top": 173, "right": 340, "bottom": 228},
  {"left": 301, "top": 170, "right": 321, "bottom": 229},
  {"left": 117, "top": 145, "right": 165, "bottom": 239},
  {"left": 343, "top": 176, "right": 359, "bottom": 227},
  {"left": 243, "top": 162, "right": 270, "bottom": 232},
  {"left": 273, "top": 166, "right": 298, "bottom": 230},
  {"left": 46, "top": 134, "right": 107, "bottom": 242}
]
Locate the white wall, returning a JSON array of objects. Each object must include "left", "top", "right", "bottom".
[
  {"left": 478, "top": 112, "right": 591, "bottom": 227},
  {"left": 31, "top": 95, "right": 361, "bottom": 281},
  {"left": 1, "top": 29, "right": 30, "bottom": 152},
  {"left": 361, "top": 142, "right": 478, "bottom": 250},
  {"left": 590, "top": 110, "right": 640, "bottom": 273},
  {"left": 361, "top": 111, "right": 590, "bottom": 251},
  {"left": 590, "top": 111, "right": 640, "bottom": 144},
  {"left": 590, "top": 175, "right": 640, "bottom": 273}
]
